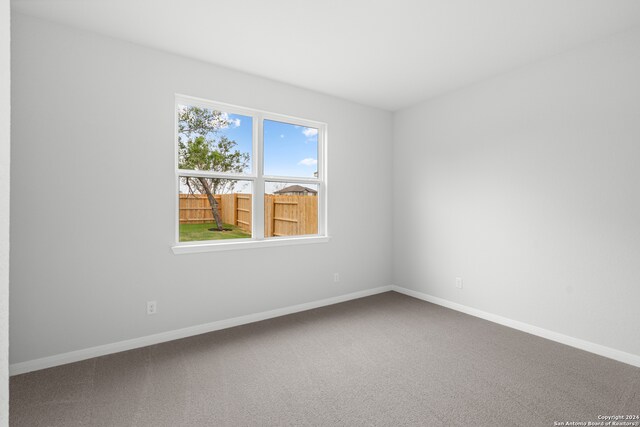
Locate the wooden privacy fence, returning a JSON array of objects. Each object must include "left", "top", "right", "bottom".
[
  {"left": 179, "top": 193, "right": 318, "bottom": 237},
  {"left": 264, "top": 194, "right": 318, "bottom": 237}
]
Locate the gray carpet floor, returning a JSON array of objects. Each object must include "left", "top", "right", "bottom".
[{"left": 10, "top": 291, "right": 640, "bottom": 426}]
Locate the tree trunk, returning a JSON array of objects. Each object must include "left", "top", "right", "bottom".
[{"left": 198, "top": 177, "right": 224, "bottom": 231}]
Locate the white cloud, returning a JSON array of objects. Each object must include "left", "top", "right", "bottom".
[
  {"left": 280, "top": 134, "right": 285, "bottom": 138},
  {"left": 298, "top": 158, "right": 317, "bottom": 166},
  {"left": 219, "top": 112, "right": 241, "bottom": 128},
  {"left": 302, "top": 127, "right": 318, "bottom": 138}
]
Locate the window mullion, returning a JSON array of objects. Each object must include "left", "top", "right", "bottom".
[
  {"left": 261, "top": 176, "right": 321, "bottom": 184},
  {"left": 318, "top": 126, "right": 327, "bottom": 236},
  {"left": 253, "top": 114, "right": 265, "bottom": 240},
  {"left": 177, "top": 169, "right": 256, "bottom": 180}
]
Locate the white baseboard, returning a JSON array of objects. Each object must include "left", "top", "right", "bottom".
[
  {"left": 12, "top": 284, "right": 639, "bottom": 375},
  {"left": 391, "top": 285, "right": 640, "bottom": 368},
  {"left": 10, "top": 285, "right": 393, "bottom": 376}
]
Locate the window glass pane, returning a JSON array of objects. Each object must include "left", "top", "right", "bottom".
[
  {"left": 263, "top": 120, "right": 318, "bottom": 178},
  {"left": 177, "top": 104, "right": 252, "bottom": 174},
  {"left": 264, "top": 182, "right": 318, "bottom": 238},
  {"left": 179, "top": 177, "right": 252, "bottom": 242}
]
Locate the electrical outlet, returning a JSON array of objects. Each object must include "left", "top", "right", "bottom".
[
  {"left": 455, "top": 277, "right": 463, "bottom": 289},
  {"left": 147, "top": 300, "right": 157, "bottom": 315},
  {"left": 334, "top": 273, "right": 340, "bottom": 283}
]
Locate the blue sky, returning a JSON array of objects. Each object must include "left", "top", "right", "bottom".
[
  {"left": 263, "top": 119, "right": 318, "bottom": 177},
  {"left": 212, "top": 113, "right": 318, "bottom": 177}
]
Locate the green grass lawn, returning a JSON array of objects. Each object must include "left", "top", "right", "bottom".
[{"left": 179, "top": 222, "right": 251, "bottom": 242}]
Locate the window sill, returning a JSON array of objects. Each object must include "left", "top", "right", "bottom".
[{"left": 171, "top": 235, "right": 331, "bottom": 254}]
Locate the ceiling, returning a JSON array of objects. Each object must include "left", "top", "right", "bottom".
[{"left": 12, "top": 0, "right": 640, "bottom": 111}]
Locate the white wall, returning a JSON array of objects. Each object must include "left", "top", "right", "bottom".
[
  {"left": 394, "top": 27, "right": 640, "bottom": 357},
  {"left": 0, "top": 0, "right": 9, "bottom": 422},
  {"left": 10, "top": 14, "right": 393, "bottom": 365}
]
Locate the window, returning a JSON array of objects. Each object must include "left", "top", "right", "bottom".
[{"left": 173, "top": 95, "right": 327, "bottom": 253}]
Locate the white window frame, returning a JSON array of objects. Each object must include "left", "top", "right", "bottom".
[{"left": 172, "top": 94, "right": 329, "bottom": 254}]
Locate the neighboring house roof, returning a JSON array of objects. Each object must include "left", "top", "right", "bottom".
[{"left": 274, "top": 185, "right": 317, "bottom": 194}]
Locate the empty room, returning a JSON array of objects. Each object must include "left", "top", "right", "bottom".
[{"left": 1, "top": 0, "right": 640, "bottom": 426}]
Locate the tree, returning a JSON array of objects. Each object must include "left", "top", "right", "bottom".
[{"left": 178, "top": 106, "right": 250, "bottom": 230}]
